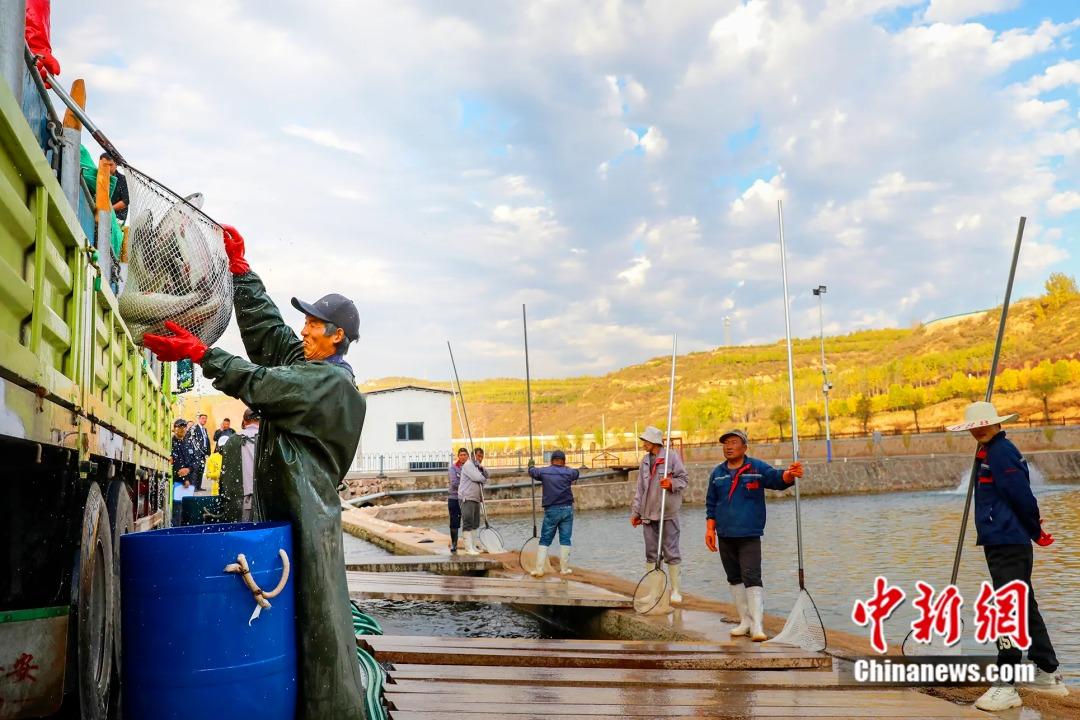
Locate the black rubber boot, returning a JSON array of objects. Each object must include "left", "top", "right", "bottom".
[{"left": 450, "top": 528, "right": 459, "bottom": 553}]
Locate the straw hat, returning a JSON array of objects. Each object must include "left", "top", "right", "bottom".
[
  {"left": 639, "top": 425, "right": 664, "bottom": 445},
  {"left": 946, "top": 401, "right": 1019, "bottom": 432}
]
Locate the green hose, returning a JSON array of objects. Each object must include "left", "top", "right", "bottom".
[{"left": 350, "top": 601, "right": 386, "bottom": 720}]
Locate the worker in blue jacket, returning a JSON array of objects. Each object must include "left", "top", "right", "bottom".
[
  {"left": 527, "top": 449, "right": 579, "bottom": 577},
  {"left": 705, "top": 430, "right": 802, "bottom": 641},
  {"left": 946, "top": 402, "right": 1064, "bottom": 712}
]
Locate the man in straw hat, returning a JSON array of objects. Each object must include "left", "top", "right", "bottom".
[
  {"left": 946, "top": 401, "right": 1065, "bottom": 711},
  {"left": 705, "top": 430, "right": 803, "bottom": 641},
  {"left": 630, "top": 425, "right": 689, "bottom": 603}
]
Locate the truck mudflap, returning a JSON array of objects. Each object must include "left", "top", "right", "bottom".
[{"left": 0, "top": 607, "right": 67, "bottom": 719}]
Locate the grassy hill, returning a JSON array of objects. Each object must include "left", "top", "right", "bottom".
[{"left": 360, "top": 275, "right": 1080, "bottom": 450}]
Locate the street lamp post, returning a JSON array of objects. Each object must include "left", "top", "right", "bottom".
[{"left": 812, "top": 285, "right": 833, "bottom": 462}]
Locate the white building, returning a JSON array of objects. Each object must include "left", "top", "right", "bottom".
[{"left": 355, "top": 385, "right": 453, "bottom": 472}]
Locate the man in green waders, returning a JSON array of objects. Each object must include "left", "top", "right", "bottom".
[{"left": 142, "top": 225, "right": 369, "bottom": 720}]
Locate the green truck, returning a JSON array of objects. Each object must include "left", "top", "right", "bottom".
[{"left": 0, "top": 34, "right": 175, "bottom": 720}]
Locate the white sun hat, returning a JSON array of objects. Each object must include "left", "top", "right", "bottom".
[
  {"left": 639, "top": 425, "right": 664, "bottom": 445},
  {"left": 946, "top": 401, "right": 1019, "bottom": 432}
]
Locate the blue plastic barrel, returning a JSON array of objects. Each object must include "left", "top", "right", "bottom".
[{"left": 121, "top": 522, "right": 297, "bottom": 720}]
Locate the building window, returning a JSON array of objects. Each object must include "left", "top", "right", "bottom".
[{"left": 396, "top": 422, "right": 424, "bottom": 441}]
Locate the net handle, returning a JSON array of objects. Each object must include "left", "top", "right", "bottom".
[
  {"left": 28, "top": 44, "right": 225, "bottom": 235},
  {"left": 654, "top": 333, "right": 677, "bottom": 571}
]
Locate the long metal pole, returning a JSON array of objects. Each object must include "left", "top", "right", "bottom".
[
  {"left": 654, "top": 333, "right": 677, "bottom": 569},
  {"left": 778, "top": 200, "right": 805, "bottom": 589},
  {"left": 948, "top": 217, "right": 1025, "bottom": 584},
  {"left": 817, "top": 293, "right": 832, "bottom": 462},
  {"left": 447, "top": 342, "right": 475, "bottom": 455},
  {"left": 523, "top": 304, "right": 537, "bottom": 537}
]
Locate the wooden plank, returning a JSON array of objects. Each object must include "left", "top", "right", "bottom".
[
  {"left": 385, "top": 697, "right": 982, "bottom": 717},
  {"left": 362, "top": 644, "right": 829, "bottom": 670},
  {"left": 387, "top": 664, "right": 844, "bottom": 689},
  {"left": 384, "top": 684, "right": 956, "bottom": 707},
  {"left": 347, "top": 571, "right": 633, "bottom": 608},
  {"left": 388, "top": 714, "right": 978, "bottom": 720},
  {"left": 369, "top": 635, "right": 810, "bottom": 655},
  {"left": 345, "top": 555, "right": 498, "bottom": 573}
]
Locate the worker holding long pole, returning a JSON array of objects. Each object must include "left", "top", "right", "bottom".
[{"left": 142, "top": 226, "right": 370, "bottom": 720}]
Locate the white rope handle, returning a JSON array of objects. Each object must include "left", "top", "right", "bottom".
[{"left": 224, "top": 549, "right": 290, "bottom": 625}]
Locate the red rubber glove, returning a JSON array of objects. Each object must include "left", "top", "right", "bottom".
[
  {"left": 1037, "top": 519, "right": 1054, "bottom": 547},
  {"left": 35, "top": 53, "right": 60, "bottom": 88},
  {"left": 25, "top": 0, "right": 59, "bottom": 88},
  {"left": 782, "top": 461, "right": 804, "bottom": 484},
  {"left": 220, "top": 224, "right": 250, "bottom": 275},
  {"left": 705, "top": 518, "right": 718, "bottom": 552},
  {"left": 659, "top": 476, "right": 672, "bottom": 490},
  {"left": 143, "top": 321, "right": 208, "bottom": 363},
  {"left": 630, "top": 515, "right": 642, "bottom": 528}
]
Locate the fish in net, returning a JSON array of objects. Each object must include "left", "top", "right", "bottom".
[
  {"left": 766, "top": 589, "right": 827, "bottom": 652},
  {"left": 118, "top": 167, "right": 232, "bottom": 346}
]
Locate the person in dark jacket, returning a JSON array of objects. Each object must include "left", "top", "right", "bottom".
[
  {"left": 447, "top": 447, "right": 468, "bottom": 553},
  {"left": 705, "top": 430, "right": 802, "bottom": 641},
  {"left": 170, "top": 418, "right": 198, "bottom": 525},
  {"left": 143, "top": 225, "right": 370, "bottom": 720},
  {"left": 527, "top": 449, "right": 580, "bottom": 577},
  {"left": 946, "top": 402, "right": 1065, "bottom": 712},
  {"left": 189, "top": 413, "right": 211, "bottom": 490}
]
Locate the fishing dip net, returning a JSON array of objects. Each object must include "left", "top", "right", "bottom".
[
  {"left": 767, "top": 588, "right": 827, "bottom": 652},
  {"left": 118, "top": 167, "right": 232, "bottom": 346}
]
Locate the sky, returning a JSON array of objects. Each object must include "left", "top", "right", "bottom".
[{"left": 55, "top": 0, "right": 1080, "bottom": 382}]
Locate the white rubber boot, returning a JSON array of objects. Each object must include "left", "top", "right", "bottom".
[
  {"left": 531, "top": 546, "right": 547, "bottom": 577},
  {"left": 1025, "top": 668, "right": 1068, "bottom": 697},
  {"left": 974, "top": 684, "right": 1022, "bottom": 711},
  {"left": 668, "top": 563, "right": 682, "bottom": 604},
  {"left": 728, "top": 584, "right": 751, "bottom": 637},
  {"left": 559, "top": 546, "right": 572, "bottom": 575},
  {"left": 462, "top": 531, "right": 481, "bottom": 556},
  {"left": 747, "top": 586, "right": 767, "bottom": 641}
]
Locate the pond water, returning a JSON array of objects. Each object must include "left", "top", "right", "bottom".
[
  {"left": 342, "top": 533, "right": 553, "bottom": 638},
  {"left": 422, "top": 483, "right": 1080, "bottom": 683}
]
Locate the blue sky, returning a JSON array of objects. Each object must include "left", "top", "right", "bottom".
[{"left": 56, "top": 0, "right": 1080, "bottom": 381}]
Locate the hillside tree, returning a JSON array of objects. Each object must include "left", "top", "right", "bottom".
[
  {"left": 1028, "top": 359, "right": 1070, "bottom": 420},
  {"left": 854, "top": 394, "right": 874, "bottom": 434},
  {"left": 769, "top": 405, "right": 789, "bottom": 441},
  {"left": 803, "top": 404, "right": 824, "bottom": 435}
]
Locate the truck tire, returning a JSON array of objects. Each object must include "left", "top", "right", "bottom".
[
  {"left": 106, "top": 481, "right": 133, "bottom": 719},
  {"left": 79, "top": 482, "right": 115, "bottom": 720}
]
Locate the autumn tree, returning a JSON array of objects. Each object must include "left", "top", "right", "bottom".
[
  {"left": 1028, "top": 359, "right": 1070, "bottom": 420},
  {"left": 854, "top": 394, "right": 874, "bottom": 434},
  {"left": 1043, "top": 272, "right": 1079, "bottom": 311},
  {"left": 679, "top": 391, "right": 734, "bottom": 441},
  {"left": 769, "top": 405, "right": 789, "bottom": 441},
  {"left": 803, "top": 404, "right": 824, "bottom": 435}
]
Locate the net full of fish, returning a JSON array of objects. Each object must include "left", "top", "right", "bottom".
[{"left": 118, "top": 168, "right": 232, "bottom": 346}]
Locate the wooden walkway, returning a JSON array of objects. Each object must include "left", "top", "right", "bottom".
[
  {"left": 347, "top": 571, "right": 633, "bottom": 608},
  {"left": 344, "top": 555, "right": 499, "bottom": 574},
  {"left": 366, "top": 636, "right": 984, "bottom": 719}
]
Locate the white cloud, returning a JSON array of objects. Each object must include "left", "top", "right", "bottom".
[
  {"left": 923, "top": 0, "right": 1020, "bottom": 24},
  {"left": 639, "top": 126, "right": 668, "bottom": 157},
  {"left": 617, "top": 256, "right": 651, "bottom": 286},
  {"left": 1047, "top": 191, "right": 1080, "bottom": 216},
  {"left": 729, "top": 175, "right": 786, "bottom": 221},
  {"left": 282, "top": 125, "right": 365, "bottom": 155},
  {"left": 1020, "top": 59, "right": 1080, "bottom": 96}
]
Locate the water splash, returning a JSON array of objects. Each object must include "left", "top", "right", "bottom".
[{"left": 943, "top": 459, "right": 1048, "bottom": 494}]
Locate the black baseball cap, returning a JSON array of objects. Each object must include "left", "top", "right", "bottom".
[
  {"left": 551, "top": 450, "right": 566, "bottom": 461},
  {"left": 291, "top": 293, "right": 360, "bottom": 342}
]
